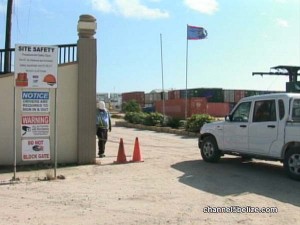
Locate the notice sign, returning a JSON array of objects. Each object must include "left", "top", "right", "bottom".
[
  {"left": 22, "top": 139, "right": 50, "bottom": 161},
  {"left": 15, "top": 44, "right": 58, "bottom": 88},
  {"left": 22, "top": 91, "right": 50, "bottom": 113},
  {"left": 22, "top": 115, "right": 50, "bottom": 137}
]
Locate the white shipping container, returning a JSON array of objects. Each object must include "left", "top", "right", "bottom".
[
  {"left": 224, "top": 90, "right": 235, "bottom": 103},
  {"left": 145, "top": 93, "right": 152, "bottom": 104}
]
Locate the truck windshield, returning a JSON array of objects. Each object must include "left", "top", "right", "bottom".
[{"left": 232, "top": 102, "right": 251, "bottom": 122}]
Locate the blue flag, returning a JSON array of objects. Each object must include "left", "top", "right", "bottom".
[{"left": 187, "top": 25, "right": 208, "bottom": 40}]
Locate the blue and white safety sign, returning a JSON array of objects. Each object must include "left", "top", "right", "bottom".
[{"left": 22, "top": 91, "right": 50, "bottom": 113}]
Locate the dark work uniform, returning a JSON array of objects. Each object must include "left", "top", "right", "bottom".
[{"left": 96, "top": 108, "right": 111, "bottom": 157}]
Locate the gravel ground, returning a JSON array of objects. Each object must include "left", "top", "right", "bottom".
[{"left": 0, "top": 120, "right": 300, "bottom": 225}]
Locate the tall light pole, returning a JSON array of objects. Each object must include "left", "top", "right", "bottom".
[
  {"left": 160, "top": 34, "right": 165, "bottom": 119},
  {"left": 4, "top": 0, "right": 13, "bottom": 73}
]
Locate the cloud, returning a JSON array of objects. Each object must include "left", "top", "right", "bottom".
[
  {"left": 91, "top": 0, "right": 169, "bottom": 19},
  {"left": 91, "top": 0, "right": 113, "bottom": 13},
  {"left": 183, "top": 0, "right": 219, "bottom": 15},
  {"left": 276, "top": 18, "right": 289, "bottom": 27}
]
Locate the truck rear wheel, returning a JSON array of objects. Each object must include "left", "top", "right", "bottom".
[
  {"left": 284, "top": 148, "right": 300, "bottom": 181},
  {"left": 200, "top": 136, "right": 221, "bottom": 163}
]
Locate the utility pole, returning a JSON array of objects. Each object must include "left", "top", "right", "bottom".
[{"left": 4, "top": 0, "right": 13, "bottom": 73}]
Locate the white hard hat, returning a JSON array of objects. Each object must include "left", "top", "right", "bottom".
[{"left": 98, "top": 101, "right": 105, "bottom": 110}]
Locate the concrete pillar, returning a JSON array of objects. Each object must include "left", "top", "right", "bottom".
[{"left": 77, "top": 15, "right": 97, "bottom": 164}]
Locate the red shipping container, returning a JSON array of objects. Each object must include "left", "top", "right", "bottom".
[
  {"left": 190, "top": 97, "right": 207, "bottom": 115},
  {"left": 206, "top": 103, "right": 230, "bottom": 117},
  {"left": 155, "top": 97, "right": 210, "bottom": 118},
  {"left": 168, "top": 90, "right": 180, "bottom": 100},
  {"left": 155, "top": 99, "right": 190, "bottom": 119},
  {"left": 234, "top": 90, "right": 245, "bottom": 103},
  {"left": 122, "top": 91, "right": 145, "bottom": 107},
  {"left": 168, "top": 91, "right": 175, "bottom": 100}
]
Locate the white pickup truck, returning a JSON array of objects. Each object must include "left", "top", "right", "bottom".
[{"left": 199, "top": 93, "right": 300, "bottom": 180}]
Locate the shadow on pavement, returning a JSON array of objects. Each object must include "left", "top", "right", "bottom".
[{"left": 171, "top": 158, "right": 300, "bottom": 207}]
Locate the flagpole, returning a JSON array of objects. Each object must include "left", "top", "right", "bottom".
[
  {"left": 185, "top": 27, "right": 189, "bottom": 120},
  {"left": 185, "top": 24, "right": 207, "bottom": 119},
  {"left": 160, "top": 33, "right": 165, "bottom": 120}
]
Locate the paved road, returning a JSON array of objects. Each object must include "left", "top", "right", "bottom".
[{"left": 1, "top": 121, "right": 300, "bottom": 225}]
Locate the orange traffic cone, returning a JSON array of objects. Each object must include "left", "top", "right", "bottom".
[
  {"left": 114, "top": 138, "right": 128, "bottom": 164},
  {"left": 131, "top": 137, "right": 144, "bottom": 162}
]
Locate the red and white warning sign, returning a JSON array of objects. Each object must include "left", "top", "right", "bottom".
[
  {"left": 22, "top": 139, "right": 50, "bottom": 161},
  {"left": 21, "top": 115, "right": 50, "bottom": 137}
]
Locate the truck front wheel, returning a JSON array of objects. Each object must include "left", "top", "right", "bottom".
[
  {"left": 284, "top": 148, "right": 300, "bottom": 181},
  {"left": 200, "top": 136, "right": 221, "bottom": 163}
]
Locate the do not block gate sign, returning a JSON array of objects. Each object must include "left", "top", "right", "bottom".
[{"left": 22, "top": 139, "right": 50, "bottom": 161}]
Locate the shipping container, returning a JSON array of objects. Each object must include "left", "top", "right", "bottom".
[
  {"left": 145, "top": 93, "right": 152, "bottom": 105},
  {"left": 179, "top": 89, "right": 189, "bottom": 99},
  {"left": 145, "top": 92, "right": 168, "bottom": 104},
  {"left": 162, "top": 91, "right": 168, "bottom": 101},
  {"left": 190, "top": 97, "right": 207, "bottom": 115},
  {"left": 234, "top": 90, "right": 245, "bottom": 103},
  {"left": 206, "top": 89, "right": 224, "bottom": 102},
  {"left": 245, "top": 90, "right": 261, "bottom": 97},
  {"left": 122, "top": 91, "right": 145, "bottom": 107},
  {"left": 155, "top": 99, "right": 190, "bottom": 119},
  {"left": 206, "top": 103, "right": 231, "bottom": 117},
  {"left": 180, "top": 88, "right": 224, "bottom": 102},
  {"left": 152, "top": 92, "right": 163, "bottom": 102},
  {"left": 168, "top": 90, "right": 180, "bottom": 100},
  {"left": 223, "top": 89, "right": 235, "bottom": 103}
]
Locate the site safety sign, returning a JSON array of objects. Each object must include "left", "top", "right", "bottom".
[{"left": 14, "top": 44, "right": 58, "bottom": 89}]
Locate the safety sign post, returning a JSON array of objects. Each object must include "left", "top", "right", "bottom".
[{"left": 13, "top": 44, "right": 58, "bottom": 180}]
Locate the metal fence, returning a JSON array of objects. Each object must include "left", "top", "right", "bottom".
[{"left": 0, "top": 44, "right": 77, "bottom": 74}]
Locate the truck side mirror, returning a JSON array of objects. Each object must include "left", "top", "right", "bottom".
[{"left": 225, "top": 115, "right": 232, "bottom": 121}]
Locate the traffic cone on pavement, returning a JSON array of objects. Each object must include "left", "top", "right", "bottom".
[
  {"left": 131, "top": 137, "right": 144, "bottom": 162},
  {"left": 114, "top": 138, "right": 127, "bottom": 164}
]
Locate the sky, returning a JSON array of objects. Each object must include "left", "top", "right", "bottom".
[{"left": 0, "top": 0, "right": 299, "bottom": 93}]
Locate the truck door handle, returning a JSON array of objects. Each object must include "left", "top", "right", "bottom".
[
  {"left": 267, "top": 125, "right": 276, "bottom": 128},
  {"left": 240, "top": 125, "right": 247, "bottom": 128}
]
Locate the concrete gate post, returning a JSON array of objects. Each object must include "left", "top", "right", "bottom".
[{"left": 77, "top": 15, "right": 97, "bottom": 164}]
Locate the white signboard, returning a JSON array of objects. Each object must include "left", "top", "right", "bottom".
[
  {"left": 15, "top": 44, "right": 58, "bottom": 88},
  {"left": 22, "top": 91, "right": 50, "bottom": 113},
  {"left": 22, "top": 115, "right": 50, "bottom": 137},
  {"left": 22, "top": 139, "right": 50, "bottom": 161}
]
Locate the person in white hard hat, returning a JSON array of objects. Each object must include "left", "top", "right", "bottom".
[{"left": 96, "top": 101, "right": 112, "bottom": 158}]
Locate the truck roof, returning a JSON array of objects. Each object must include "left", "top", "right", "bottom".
[{"left": 241, "top": 92, "right": 300, "bottom": 102}]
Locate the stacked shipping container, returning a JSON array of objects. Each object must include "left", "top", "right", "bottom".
[
  {"left": 120, "top": 88, "right": 281, "bottom": 118},
  {"left": 122, "top": 91, "right": 145, "bottom": 108},
  {"left": 155, "top": 98, "right": 231, "bottom": 118},
  {"left": 145, "top": 91, "right": 168, "bottom": 106},
  {"left": 179, "top": 88, "right": 224, "bottom": 102}
]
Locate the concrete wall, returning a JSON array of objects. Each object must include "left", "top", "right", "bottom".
[
  {"left": 0, "top": 74, "right": 14, "bottom": 164},
  {"left": 0, "top": 63, "right": 79, "bottom": 165},
  {"left": 0, "top": 14, "right": 97, "bottom": 166},
  {"left": 56, "top": 63, "right": 78, "bottom": 163}
]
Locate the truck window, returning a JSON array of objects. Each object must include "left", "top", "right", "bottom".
[
  {"left": 232, "top": 102, "right": 251, "bottom": 122},
  {"left": 292, "top": 99, "right": 300, "bottom": 121},
  {"left": 278, "top": 99, "right": 285, "bottom": 120},
  {"left": 253, "top": 100, "right": 276, "bottom": 122}
]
